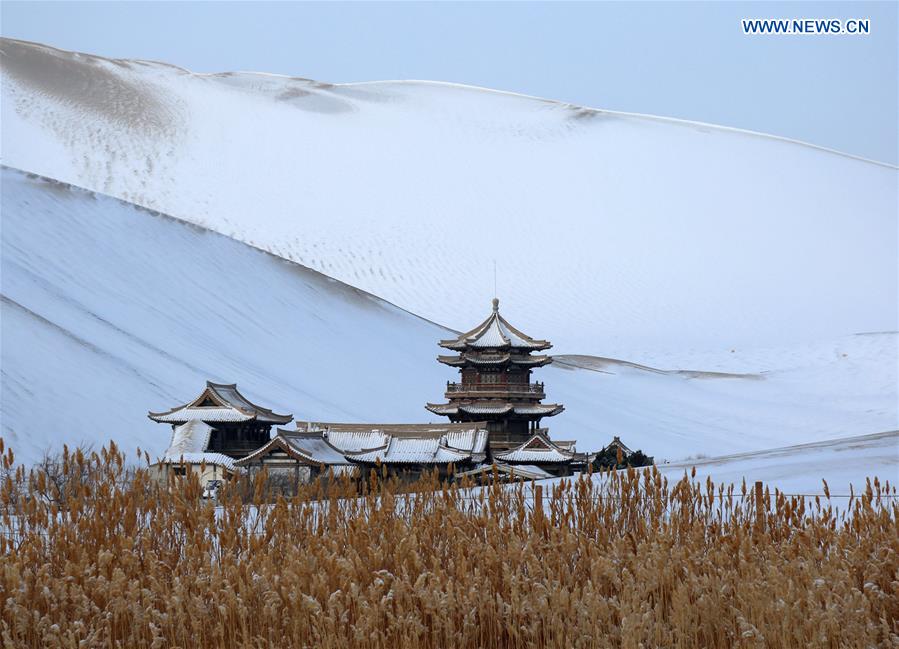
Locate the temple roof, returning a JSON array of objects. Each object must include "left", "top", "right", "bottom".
[
  {"left": 148, "top": 381, "right": 293, "bottom": 425},
  {"left": 235, "top": 430, "right": 352, "bottom": 467},
  {"left": 289, "top": 422, "right": 490, "bottom": 465},
  {"left": 344, "top": 437, "right": 475, "bottom": 465},
  {"left": 493, "top": 432, "right": 577, "bottom": 464},
  {"left": 425, "top": 403, "right": 564, "bottom": 417},
  {"left": 439, "top": 299, "right": 551, "bottom": 351},
  {"left": 601, "top": 436, "right": 634, "bottom": 456},
  {"left": 455, "top": 462, "right": 554, "bottom": 482}
]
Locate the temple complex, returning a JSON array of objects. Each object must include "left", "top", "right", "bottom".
[
  {"left": 149, "top": 300, "right": 600, "bottom": 488},
  {"left": 427, "top": 298, "right": 564, "bottom": 449}
]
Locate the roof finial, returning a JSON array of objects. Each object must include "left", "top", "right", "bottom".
[
  {"left": 492, "top": 297, "right": 499, "bottom": 312},
  {"left": 493, "top": 259, "right": 497, "bottom": 299}
]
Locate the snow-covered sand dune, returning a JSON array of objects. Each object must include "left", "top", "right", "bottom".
[
  {"left": 2, "top": 168, "right": 896, "bottom": 467},
  {"left": 649, "top": 430, "right": 898, "bottom": 496},
  {"left": 2, "top": 38, "right": 896, "bottom": 366}
]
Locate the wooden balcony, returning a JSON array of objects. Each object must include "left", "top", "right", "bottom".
[{"left": 445, "top": 381, "right": 545, "bottom": 400}]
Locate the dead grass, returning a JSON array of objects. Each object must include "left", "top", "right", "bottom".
[{"left": 1, "top": 439, "right": 897, "bottom": 648}]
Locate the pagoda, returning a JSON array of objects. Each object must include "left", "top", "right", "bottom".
[{"left": 426, "top": 298, "right": 564, "bottom": 449}]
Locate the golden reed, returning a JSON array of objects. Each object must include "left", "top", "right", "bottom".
[{"left": 0, "top": 440, "right": 896, "bottom": 648}]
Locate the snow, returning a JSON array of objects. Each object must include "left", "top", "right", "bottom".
[
  {"left": 457, "top": 463, "right": 555, "bottom": 481},
  {"left": 159, "top": 420, "right": 241, "bottom": 471},
  {"left": 2, "top": 38, "right": 895, "bottom": 367},
  {"left": 283, "top": 436, "right": 352, "bottom": 466},
  {"left": 165, "top": 420, "right": 213, "bottom": 455},
  {"left": 245, "top": 434, "right": 352, "bottom": 466},
  {"left": 0, "top": 39, "right": 896, "bottom": 484},
  {"left": 150, "top": 407, "right": 254, "bottom": 423},
  {"left": 628, "top": 430, "right": 898, "bottom": 497},
  {"left": 2, "top": 168, "right": 896, "bottom": 474},
  {"left": 495, "top": 448, "right": 572, "bottom": 463},
  {"left": 347, "top": 438, "right": 470, "bottom": 465},
  {"left": 310, "top": 424, "right": 489, "bottom": 464},
  {"left": 157, "top": 452, "right": 241, "bottom": 472}
]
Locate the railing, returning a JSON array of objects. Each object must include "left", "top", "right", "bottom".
[{"left": 445, "top": 382, "right": 545, "bottom": 396}]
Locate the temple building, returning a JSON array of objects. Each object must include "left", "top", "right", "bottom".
[
  {"left": 148, "top": 382, "right": 292, "bottom": 457},
  {"left": 234, "top": 428, "right": 358, "bottom": 486},
  {"left": 427, "top": 298, "right": 564, "bottom": 449},
  {"left": 492, "top": 431, "right": 582, "bottom": 474}
]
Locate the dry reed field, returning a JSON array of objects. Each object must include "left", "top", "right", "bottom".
[{"left": 1, "top": 440, "right": 897, "bottom": 649}]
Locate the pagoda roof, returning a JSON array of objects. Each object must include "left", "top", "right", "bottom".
[
  {"left": 493, "top": 432, "right": 577, "bottom": 464},
  {"left": 439, "top": 299, "right": 551, "bottom": 351},
  {"left": 425, "top": 403, "right": 564, "bottom": 417},
  {"left": 148, "top": 381, "right": 292, "bottom": 425},
  {"left": 437, "top": 353, "right": 552, "bottom": 367}
]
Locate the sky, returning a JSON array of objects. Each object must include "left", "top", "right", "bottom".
[{"left": 2, "top": 1, "right": 897, "bottom": 165}]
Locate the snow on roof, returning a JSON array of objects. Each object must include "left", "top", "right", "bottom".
[
  {"left": 425, "top": 403, "right": 563, "bottom": 416},
  {"left": 508, "top": 464, "right": 555, "bottom": 479},
  {"left": 285, "top": 434, "right": 354, "bottom": 465},
  {"left": 157, "top": 452, "right": 242, "bottom": 472},
  {"left": 465, "top": 353, "right": 512, "bottom": 364},
  {"left": 318, "top": 430, "right": 389, "bottom": 453},
  {"left": 235, "top": 431, "right": 354, "bottom": 466},
  {"left": 439, "top": 299, "right": 551, "bottom": 351},
  {"left": 288, "top": 422, "right": 490, "bottom": 465},
  {"left": 494, "top": 432, "right": 576, "bottom": 464},
  {"left": 456, "top": 462, "right": 554, "bottom": 481},
  {"left": 165, "top": 419, "right": 214, "bottom": 455},
  {"left": 345, "top": 436, "right": 473, "bottom": 465},
  {"left": 437, "top": 353, "right": 552, "bottom": 367},
  {"left": 297, "top": 422, "right": 487, "bottom": 443},
  {"left": 151, "top": 407, "right": 255, "bottom": 423},
  {"left": 157, "top": 420, "right": 243, "bottom": 472},
  {"left": 495, "top": 446, "right": 573, "bottom": 464},
  {"left": 459, "top": 404, "right": 514, "bottom": 415},
  {"left": 511, "top": 404, "right": 564, "bottom": 416},
  {"left": 148, "top": 381, "right": 292, "bottom": 424},
  {"left": 425, "top": 404, "right": 459, "bottom": 415}
]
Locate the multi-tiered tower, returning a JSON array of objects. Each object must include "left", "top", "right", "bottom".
[{"left": 426, "top": 298, "right": 564, "bottom": 449}]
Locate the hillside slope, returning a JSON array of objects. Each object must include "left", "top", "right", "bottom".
[
  {"left": 2, "top": 38, "right": 895, "bottom": 366},
  {"left": 2, "top": 168, "right": 895, "bottom": 466}
]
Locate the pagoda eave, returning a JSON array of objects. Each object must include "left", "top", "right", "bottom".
[
  {"left": 426, "top": 403, "right": 564, "bottom": 418},
  {"left": 438, "top": 353, "right": 553, "bottom": 368}
]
